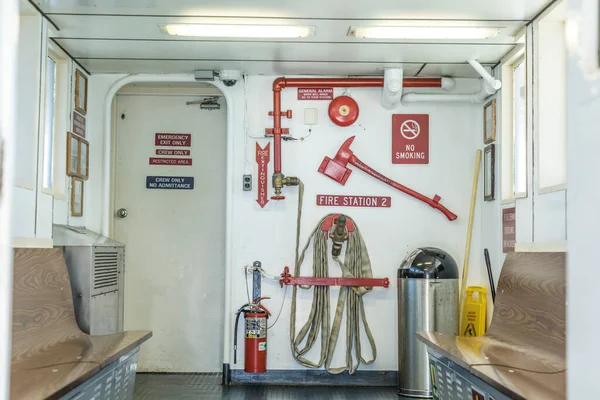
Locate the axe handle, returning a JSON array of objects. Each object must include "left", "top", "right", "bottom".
[{"left": 350, "top": 157, "right": 458, "bottom": 221}]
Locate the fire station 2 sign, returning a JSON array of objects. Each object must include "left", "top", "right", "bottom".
[{"left": 392, "top": 114, "right": 429, "bottom": 164}]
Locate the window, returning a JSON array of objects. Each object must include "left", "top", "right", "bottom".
[
  {"left": 42, "top": 56, "right": 56, "bottom": 190},
  {"left": 44, "top": 40, "right": 69, "bottom": 199},
  {"left": 512, "top": 59, "right": 527, "bottom": 196},
  {"left": 536, "top": 9, "right": 568, "bottom": 193},
  {"left": 501, "top": 48, "right": 528, "bottom": 202}
]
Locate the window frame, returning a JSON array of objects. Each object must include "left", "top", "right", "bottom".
[
  {"left": 42, "top": 39, "right": 69, "bottom": 200},
  {"left": 511, "top": 56, "right": 528, "bottom": 199},
  {"left": 41, "top": 54, "right": 57, "bottom": 194},
  {"left": 500, "top": 46, "right": 528, "bottom": 204},
  {"left": 534, "top": 13, "right": 568, "bottom": 195}
]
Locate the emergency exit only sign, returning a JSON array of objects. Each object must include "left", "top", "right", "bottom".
[{"left": 392, "top": 114, "right": 429, "bottom": 164}]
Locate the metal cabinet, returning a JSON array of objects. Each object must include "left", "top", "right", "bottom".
[{"left": 54, "top": 225, "right": 125, "bottom": 335}]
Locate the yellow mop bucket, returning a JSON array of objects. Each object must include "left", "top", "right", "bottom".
[{"left": 460, "top": 286, "right": 487, "bottom": 337}]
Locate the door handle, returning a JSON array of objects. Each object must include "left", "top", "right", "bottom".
[{"left": 116, "top": 208, "right": 128, "bottom": 219}]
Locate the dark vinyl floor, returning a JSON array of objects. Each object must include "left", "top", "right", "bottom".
[{"left": 134, "top": 373, "right": 403, "bottom": 399}]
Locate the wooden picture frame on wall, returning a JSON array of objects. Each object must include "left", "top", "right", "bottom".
[
  {"left": 79, "top": 138, "right": 89, "bottom": 180},
  {"left": 483, "top": 98, "right": 496, "bottom": 144},
  {"left": 484, "top": 144, "right": 496, "bottom": 201},
  {"left": 71, "top": 177, "right": 84, "bottom": 217},
  {"left": 74, "top": 69, "right": 88, "bottom": 116},
  {"left": 66, "top": 132, "right": 79, "bottom": 177},
  {"left": 66, "top": 132, "right": 89, "bottom": 180}
]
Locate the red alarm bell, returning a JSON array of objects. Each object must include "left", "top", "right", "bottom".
[{"left": 328, "top": 96, "right": 359, "bottom": 127}]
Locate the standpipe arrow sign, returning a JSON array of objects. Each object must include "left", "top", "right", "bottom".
[{"left": 256, "top": 142, "right": 271, "bottom": 208}]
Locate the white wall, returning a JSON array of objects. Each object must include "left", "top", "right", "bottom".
[
  {"left": 12, "top": 15, "right": 74, "bottom": 245},
  {"left": 0, "top": 0, "right": 19, "bottom": 397},
  {"left": 53, "top": 73, "right": 120, "bottom": 232},
  {"left": 482, "top": 21, "right": 568, "bottom": 318},
  {"left": 234, "top": 76, "right": 483, "bottom": 371},
  {"left": 85, "top": 74, "right": 484, "bottom": 372},
  {"left": 13, "top": 15, "right": 41, "bottom": 239},
  {"left": 567, "top": 0, "right": 600, "bottom": 395}
]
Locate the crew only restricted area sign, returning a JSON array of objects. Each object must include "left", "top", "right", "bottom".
[{"left": 392, "top": 114, "right": 429, "bottom": 164}]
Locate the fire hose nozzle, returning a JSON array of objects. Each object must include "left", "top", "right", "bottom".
[{"left": 330, "top": 215, "right": 349, "bottom": 257}]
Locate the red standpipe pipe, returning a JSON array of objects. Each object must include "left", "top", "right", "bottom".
[{"left": 271, "top": 77, "right": 443, "bottom": 195}]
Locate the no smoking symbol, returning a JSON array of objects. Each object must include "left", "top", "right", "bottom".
[{"left": 400, "top": 120, "right": 420, "bottom": 140}]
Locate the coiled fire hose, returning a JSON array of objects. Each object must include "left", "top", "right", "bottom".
[{"left": 289, "top": 182, "right": 377, "bottom": 374}]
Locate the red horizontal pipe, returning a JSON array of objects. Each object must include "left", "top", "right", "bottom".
[
  {"left": 271, "top": 76, "right": 442, "bottom": 197},
  {"left": 273, "top": 77, "right": 442, "bottom": 91}
]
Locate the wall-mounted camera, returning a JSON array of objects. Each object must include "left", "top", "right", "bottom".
[{"left": 218, "top": 70, "right": 243, "bottom": 86}]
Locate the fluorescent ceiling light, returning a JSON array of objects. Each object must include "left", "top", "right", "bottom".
[
  {"left": 161, "top": 24, "right": 315, "bottom": 38},
  {"left": 348, "top": 26, "right": 501, "bottom": 40}
]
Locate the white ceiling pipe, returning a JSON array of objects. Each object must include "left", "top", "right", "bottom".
[
  {"left": 402, "top": 93, "right": 484, "bottom": 103},
  {"left": 381, "top": 68, "right": 403, "bottom": 108},
  {"left": 468, "top": 59, "right": 502, "bottom": 91},
  {"left": 403, "top": 80, "right": 493, "bottom": 103},
  {"left": 402, "top": 61, "right": 501, "bottom": 103},
  {"left": 441, "top": 77, "right": 456, "bottom": 91}
]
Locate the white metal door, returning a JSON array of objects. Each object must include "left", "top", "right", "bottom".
[{"left": 113, "top": 93, "right": 227, "bottom": 372}]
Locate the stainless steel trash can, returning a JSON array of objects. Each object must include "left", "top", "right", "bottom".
[{"left": 397, "top": 247, "right": 459, "bottom": 398}]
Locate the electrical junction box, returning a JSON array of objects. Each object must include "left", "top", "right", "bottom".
[
  {"left": 243, "top": 174, "right": 252, "bottom": 191},
  {"left": 304, "top": 108, "right": 318, "bottom": 125}
]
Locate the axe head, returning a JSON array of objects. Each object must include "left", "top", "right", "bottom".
[{"left": 318, "top": 136, "right": 356, "bottom": 185}]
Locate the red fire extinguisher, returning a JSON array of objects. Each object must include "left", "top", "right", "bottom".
[{"left": 234, "top": 299, "right": 270, "bottom": 373}]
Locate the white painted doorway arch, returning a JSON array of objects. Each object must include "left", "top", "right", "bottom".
[{"left": 101, "top": 74, "right": 236, "bottom": 367}]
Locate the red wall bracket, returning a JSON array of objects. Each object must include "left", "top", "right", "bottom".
[{"left": 279, "top": 266, "right": 389, "bottom": 288}]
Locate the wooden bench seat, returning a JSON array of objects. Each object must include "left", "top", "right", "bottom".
[
  {"left": 417, "top": 252, "right": 566, "bottom": 399},
  {"left": 11, "top": 248, "right": 152, "bottom": 400},
  {"left": 471, "top": 366, "right": 566, "bottom": 400}
]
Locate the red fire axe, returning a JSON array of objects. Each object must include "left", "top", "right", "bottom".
[{"left": 318, "top": 136, "right": 457, "bottom": 221}]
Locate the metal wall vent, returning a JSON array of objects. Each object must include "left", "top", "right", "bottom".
[{"left": 93, "top": 250, "right": 119, "bottom": 294}]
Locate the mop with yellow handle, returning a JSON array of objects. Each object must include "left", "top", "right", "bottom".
[{"left": 458, "top": 149, "right": 485, "bottom": 337}]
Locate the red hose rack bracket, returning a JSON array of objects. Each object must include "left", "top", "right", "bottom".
[
  {"left": 320, "top": 214, "right": 355, "bottom": 232},
  {"left": 279, "top": 266, "right": 389, "bottom": 289}
]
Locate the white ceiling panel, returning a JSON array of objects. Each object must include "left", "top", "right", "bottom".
[
  {"left": 418, "top": 63, "right": 503, "bottom": 77},
  {"left": 76, "top": 59, "right": 434, "bottom": 76},
  {"left": 36, "top": 0, "right": 554, "bottom": 21},
  {"left": 31, "top": 0, "right": 552, "bottom": 75},
  {"left": 48, "top": 15, "right": 522, "bottom": 44},
  {"left": 57, "top": 39, "right": 514, "bottom": 65}
]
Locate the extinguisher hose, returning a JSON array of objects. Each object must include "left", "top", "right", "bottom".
[
  {"left": 233, "top": 310, "right": 243, "bottom": 364},
  {"left": 289, "top": 181, "right": 377, "bottom": 374},
  {"left": 233, "top": 303, "right": 260, "bottom": 364}
]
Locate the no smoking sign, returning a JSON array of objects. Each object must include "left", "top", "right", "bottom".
[{"left": 392, "top": 114, "right": 429, "bottom": 164}]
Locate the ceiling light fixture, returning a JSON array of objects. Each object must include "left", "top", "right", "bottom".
[
  {"left": 161, "top": 24, "right": 315, "bottom": 38},
  {"left": 348, "top": 26, "right": 501, "bottom": 40}
]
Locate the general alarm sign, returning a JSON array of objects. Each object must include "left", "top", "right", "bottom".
[
  {"left": 392, "top": 114, "right": 429, "bottom": 164},
  {"left": 298, "top": 88, "right": 334, "bottom": 100}
]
